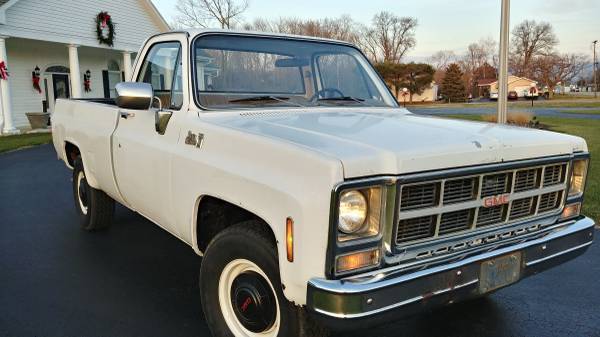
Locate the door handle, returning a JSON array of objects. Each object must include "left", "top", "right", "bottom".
[{"left": 120, "top": 111, "right": 135, "bottom": 119}]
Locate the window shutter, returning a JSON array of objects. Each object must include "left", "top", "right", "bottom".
[{"left": 102, "top": 70, "right": 110, "bottom": 99}]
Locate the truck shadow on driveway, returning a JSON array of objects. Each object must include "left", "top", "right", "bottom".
[{"left": 1, "top": 145, "right": 599, "bottom": 337}]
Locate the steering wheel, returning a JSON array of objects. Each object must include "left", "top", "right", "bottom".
[{"left": 310, "top": 88, "right": 345, "bottom": 101}]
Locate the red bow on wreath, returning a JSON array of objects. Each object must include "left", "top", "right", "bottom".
[
  {"left": 99, "top": 12, "right": 111, "bottom": 29},
  {"left": 0, "top": 61, "right": 8, "bottom": 80}
]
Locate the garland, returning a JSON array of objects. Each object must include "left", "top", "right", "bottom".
[{"left": 95, "top": 12, "right": 115, "bottom": 47}]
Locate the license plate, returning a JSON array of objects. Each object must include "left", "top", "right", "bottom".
[{"left": 479, "top": 253, "right": 521, "bottom": 294}]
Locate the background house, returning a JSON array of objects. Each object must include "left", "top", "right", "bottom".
[
  {"left": 479, "top": 75, "right": 538, "bottom": 98},
  {"left": 0, "top": 0, "right": 169, "bottom": 134}
]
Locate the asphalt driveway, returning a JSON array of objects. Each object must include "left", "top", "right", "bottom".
[{"left": 1, "top": 145, "right": 599, "bottom": 337}]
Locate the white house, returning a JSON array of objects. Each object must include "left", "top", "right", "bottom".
[{"left": 0, "top": 0, "right": 169, "bottom": 134}]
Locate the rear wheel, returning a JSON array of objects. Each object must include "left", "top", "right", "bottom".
[
  {"left": 200, "top": 221, "right": 328, "bottom": 337},
  {"left": 72, "top": 158, "right": 114, "bottom": 231}
]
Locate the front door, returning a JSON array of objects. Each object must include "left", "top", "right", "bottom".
[
  {"left": 111, "top": 40, "right": 184, "bottom": 233},
  {"left": 52, "top": 74, "right": 70, "bottom": 100}
]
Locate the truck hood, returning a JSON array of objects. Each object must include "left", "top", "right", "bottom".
[{"left": 205, "top": 108, "right": 587, "bottom": 178}]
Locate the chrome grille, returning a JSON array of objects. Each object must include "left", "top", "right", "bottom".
[
  {"left": 481, "top": 173, "right": 512, "bottom": 197},
  {"left": 439, "top": 209, "right": 474, "bottom": 235},
  {"left": 543, "top": 164, "right": 566, "bottom": 186},
  {"left": 396, "top": 216, "right": 436, "bottom": 243},
  {"left": 395, "top": 160, "right": 568, "bottom": 246},
  {"left": 443, "top": 177, "right": 478, "bottom": 204},
  {"left": 538, "top": 191, "right": 563, "bottom": 213},
  {"left": 477, "top": 205, "right": 507, "bottom": 226},
  {"left": 400, "top": 183, "right": 439, "bottom": 210},
  {"left": 509, "top": 197, "right": 536, "bottom": 220},
  {"left": 514, "top": 168, "right": 541, "bottom": 192}
]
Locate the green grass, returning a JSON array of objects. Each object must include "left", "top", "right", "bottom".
[
  {"left": 0, "top": 133, "right": 53, "bottom": 153},
  {"left": 442, "top": 114, "right": 600, "bottom": 223},
  {"left": 415, "top": 100, "right": 600, "bottom": 109}
]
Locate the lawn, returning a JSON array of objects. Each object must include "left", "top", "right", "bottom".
[
  {"left": 0, "top": 133, "right": 53, "bottom": 153},
  {"left": 414, "top": 99, "right": 600, "bottom": 109},
  {"left": 442, "top": 114, "right": 600, "bottom": 223}
]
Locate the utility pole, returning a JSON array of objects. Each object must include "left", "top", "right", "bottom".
[
  {"left": 593, "top": 40, "right": 598, "bottom": 99},
  {"left": 497, "top": 0, "right": 510, "bottom": 124}
]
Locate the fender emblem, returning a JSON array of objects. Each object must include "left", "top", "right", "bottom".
[
  {"left": 483, "top": 194, "right": 510, "bottom": 208},
  {"left": 185, "top": 131, "right": 204, "bottom": 148}
]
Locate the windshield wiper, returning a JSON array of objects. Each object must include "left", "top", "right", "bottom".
[
  {"left": 229, "top": 95, "right": 305, "bottom": 107},
  {"left": 316, "top": 96, "right": 366, "bottom": 105}
]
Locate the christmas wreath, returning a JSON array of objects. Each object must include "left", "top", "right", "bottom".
[{"left": 95, "top": 11, "right": 115, "bottom": 47}]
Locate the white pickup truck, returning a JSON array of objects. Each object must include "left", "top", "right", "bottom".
[{"left": 52, "top": 29, "right": 595, "bottom": 337}]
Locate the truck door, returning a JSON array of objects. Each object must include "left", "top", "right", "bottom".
[{"left": 112, "top": 36, "right": 187, "bottom": 233}]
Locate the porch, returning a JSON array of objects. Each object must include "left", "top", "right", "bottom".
[{"left": 0, "top": 36, "right": 134, "bottom": 133}]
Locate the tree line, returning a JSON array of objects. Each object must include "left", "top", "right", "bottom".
[{"left": 173, "top": 0, "right": 590, "bottom": 102}]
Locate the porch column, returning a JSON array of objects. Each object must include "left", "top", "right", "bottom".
[
  {"left": 0, "top": 36, "right": 18, "bottom": 134},
  {"left": 122, "top": 51, "right": 133, "bottom": 81},
  {"left": 68, "top": 44, "right": 82, "bottom": 98}
]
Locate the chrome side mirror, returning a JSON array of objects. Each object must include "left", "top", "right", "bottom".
[{"left": 115, "top": 82, "right": 153, "bottom": 110}]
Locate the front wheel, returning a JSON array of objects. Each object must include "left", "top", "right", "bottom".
[{"left": 199, "top": 221, "right": 328, "bottom": 337}]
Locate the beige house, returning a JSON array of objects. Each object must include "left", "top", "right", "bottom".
[
  {"left": 480, "top": 75, "right": 538, "bottom": 98},
  {"left": 389, "top": 81, "right": 439, "bottom": 103}
]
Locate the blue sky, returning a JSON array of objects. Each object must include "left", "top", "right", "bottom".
[{"left": 153, "top": 0, "right": 599, "bottom": 60}]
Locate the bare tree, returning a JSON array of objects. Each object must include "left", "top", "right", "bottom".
[
  {"left": 532, "top": 53, "right": 588, "bottom": 96},
  {"left": 244, "top": 16, "right": 361, "bottom": 44},
  {"left": 359, "top": 12, "right": 417, "bottom": 63},
  {"left": 428, "top": 50, "right": 456, "bottom": 71},
  {"left": 174, "top": 0, "right": 249, "bottom": 29},
  {"left": 510, "top": 20, "right": 558, "bottom": 77}
]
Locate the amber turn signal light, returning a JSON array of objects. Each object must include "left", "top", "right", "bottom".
[
  {"left": 561, "top": 203, "right": 581, "bottom": 220},
  {"left": 336, "top": 249, "right": 380, "bottom": 273},
  {"left": 286, "top": 217, "right": 294, "bottom": 262}
]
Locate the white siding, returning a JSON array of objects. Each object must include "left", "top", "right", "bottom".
[
  {"left": 0, "top": 0, "right": 167, "bottom": 51},
  {"left": 7, "top": 38, "right": 126, "bottom": 128}
]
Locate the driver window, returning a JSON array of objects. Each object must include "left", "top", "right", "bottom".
[
  {"left": 137, "top": 42, "right": 182, "bottom": 109},
  {"left": 317, "top": 54, "right": 374, "bottom": 100}
]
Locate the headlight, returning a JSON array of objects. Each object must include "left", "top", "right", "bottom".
[
  {"left": 338, "top": 187, "right": 382, "bottom": 241},
  {"left": 569, "top": 159, "right": 588, "bottom": 196},
  {"left": 338, "top": 190, "right": 368, "bottom": 234}
]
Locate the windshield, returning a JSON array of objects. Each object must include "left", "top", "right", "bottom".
[{"left": 193, "top": 35, "right": 397, "bottom": 109}]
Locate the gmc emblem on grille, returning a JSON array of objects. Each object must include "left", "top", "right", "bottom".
[{"left": 483, "top": 194, "right": 510, "bottom": 208}]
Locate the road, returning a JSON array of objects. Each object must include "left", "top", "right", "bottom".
[
  {"left": 409, "top": 106, "right": 600, "bottom": 119},
  {"left": 1, "top": 145, "right": 599, "bottom": 337}
]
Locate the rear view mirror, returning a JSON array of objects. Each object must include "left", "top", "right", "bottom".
[
  {"left": 115, "top": 82, "right": 153, "bottom": 110},
  {"left": 275, "top": 57, "right": 309, "bottom": 68}
]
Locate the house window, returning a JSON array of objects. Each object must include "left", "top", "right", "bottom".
[{"left": 103, "top": 60, "right": 122, "bottom": 99}]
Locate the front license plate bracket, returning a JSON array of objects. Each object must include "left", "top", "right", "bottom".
[{"left": 479, "top": 252, "right": 522, "bottom": 294}]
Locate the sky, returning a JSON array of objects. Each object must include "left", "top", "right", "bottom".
[{"left": 152, "top": 0, "right": 600, "bottom": 61}]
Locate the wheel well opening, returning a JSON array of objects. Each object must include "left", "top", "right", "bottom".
[
  {"left": 64, "top": 142, "right": 80, "bottom": 167},
  {"left": 196, "top": 196, "right": 274, "bottom": 252}
]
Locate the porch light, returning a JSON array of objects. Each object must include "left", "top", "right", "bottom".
[
  {"left": 34, "top": 66, "right": 40, "bottom": 77},
  {"left": 85, "top": 69, "right": 91, "bottom": 78}
]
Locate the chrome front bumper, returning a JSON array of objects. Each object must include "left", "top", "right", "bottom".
[{"left": 307, "top": 216, "right": 595, "bottom": 329}]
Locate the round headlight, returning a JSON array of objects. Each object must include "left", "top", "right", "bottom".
[{"left": 338, "top": 190, "right": 368, "bottom": 234}]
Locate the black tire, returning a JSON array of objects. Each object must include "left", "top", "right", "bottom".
[
  {"left": 72, "top": 157, "right": 114, "bottom": 231},
  {"left": 200, "top": 221, "right": 329, "bottom": 337}
]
